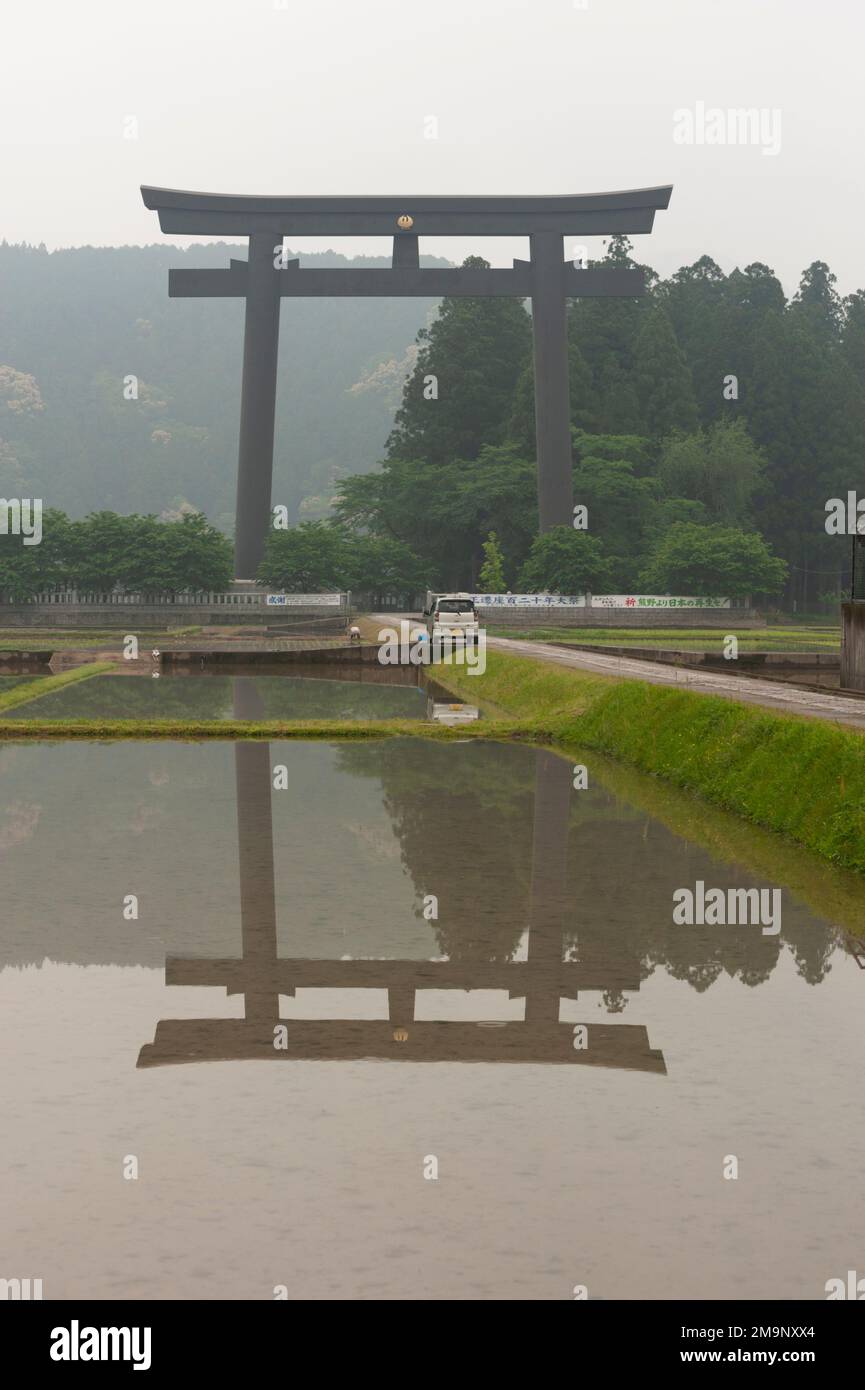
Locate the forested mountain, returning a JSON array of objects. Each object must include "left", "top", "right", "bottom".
[{"left": 0, "top": 240, "right": 440, "bottom": 528}]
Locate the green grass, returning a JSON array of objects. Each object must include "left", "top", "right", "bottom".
[
  {"left": 0, "top": 637, "right": 109, "bottom": 650},
  {"left": 572, "top": 682, "right": 865, "bottom": 872},
  {"left": 433, "top": 649, "right": 865, "bottom": 874},
  {"left": 489, "top": 624, "right": 840, "bottom": 652},
  {"left": 0, "top": 715, "right": 532, "bottom": 742},
  {"left": 430, "top": 648, "right": 615, "bottom": 721},
  {"left": 0, "top": 661, "right": 116, "bottom": 713}
]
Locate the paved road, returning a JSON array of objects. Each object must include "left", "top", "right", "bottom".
[
  {"left": 488, "top": 635, "right": 865, "bottom": 732},
  {"left": 366, "top": 614, "right": 865, "bottom": 730}
]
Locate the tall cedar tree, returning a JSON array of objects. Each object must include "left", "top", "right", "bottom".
[{"left": 386, "top": 256, "right": 532, "bottom": 466}]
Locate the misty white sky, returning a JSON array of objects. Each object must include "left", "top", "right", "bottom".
[{"left": 1, "top": 0, "right": 862, "bottom": 293}]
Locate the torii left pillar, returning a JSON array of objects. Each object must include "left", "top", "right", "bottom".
[{"left": 234, "top": 234, "right": 282, "bottom": 580}]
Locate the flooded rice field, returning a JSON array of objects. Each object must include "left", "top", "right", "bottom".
[
  {"left": 1, "top": 732, "right": 863, "bottom": 1299},
  {"left": 3, "top": 666, "right": 478, "bottom": 723}
]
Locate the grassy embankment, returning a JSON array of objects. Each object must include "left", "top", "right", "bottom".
[
  {"left": 432, "top": 649, "right": 865, "bottom": 875},
  {"left": 0, "top": 662, "right": 117, "bottom": 713},
  {"left": 488, "top": 624, "right": 840, "bottom": 652},
  {"left": 0, "top": 717, "right": 509, "bottom": 742}
]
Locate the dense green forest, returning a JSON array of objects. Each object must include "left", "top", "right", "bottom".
[
  {"left": 2, "top": 234, "right": 863, "bottom": 606},
  {"left": 0, "top": 240, "right": 439, "bottom": 527},
  {"left": 333, "top": 238, "right": 865, "bottom": 608}
]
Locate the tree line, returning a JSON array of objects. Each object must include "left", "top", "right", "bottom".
[
  {"left": 0, "top": 510, "right": 233, "bottom": 599},
  {"left": 328, "top": 241, "right": 863, "bottom": 606},
  {"left": 0, "top": 507, "right": 432, "bottom": 603}
]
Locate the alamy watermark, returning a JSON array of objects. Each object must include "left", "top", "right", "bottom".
[
  {"left": 50, "top": 1321, "right": 151, "bottom": 1370},
  {"left": 0, "top": 497, "right": 42, "bottom": 545},
  {"left": 1, "top": 1276, "right": 42, "bottom": 1299},
  {"left": 377, "top": 620, "right": 486, "bottom": 675},
  {"left": 825, "top": 1270, "right": 865, "bottom": 1299},
  {"left": 825, "top": 492, "right": 865, "bottom": 535},
  {"left": 673, "top": 102, "right": 782, "bottom": 157},
  {"left": 673, "top": 880, "right": 781, "bottom": 935}
]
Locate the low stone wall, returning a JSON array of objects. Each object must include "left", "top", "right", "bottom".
[
  {"left": 0, "top": 649, "right": 53, "bottom": 666},
  {"left": 162, "top": 644, "right": 383, "bottom": 668},
  {"left": 0, "top": 605, "right": 344, "bottom": 630},
  {"left": 559, "top": 644, "right": 838, "bottom": 669},
  {"left": 479, "top": 606, "right": 763, "bottom": 629}
]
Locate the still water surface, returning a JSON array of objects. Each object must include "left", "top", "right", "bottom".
[
  {"left": 6, "top": 669, "right": 434, "bottom": 722},
  {"left": 1, "top": 729, "right": 863, "bottom": 1299}
]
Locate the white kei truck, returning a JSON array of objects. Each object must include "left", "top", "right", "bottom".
[{"left": 423, "top": 592, "right": 481, "bottom": 645}]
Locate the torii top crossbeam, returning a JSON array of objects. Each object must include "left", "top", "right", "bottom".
[
  {"left": 141, "top": 184, "right": 672, "bottom": 235},
  {"left": 141, "top": 184, "right": 672, "bottom": 578}
]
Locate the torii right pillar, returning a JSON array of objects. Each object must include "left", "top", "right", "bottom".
[{"left": 530, "top": 231, "right": 574, "bottom": 532}]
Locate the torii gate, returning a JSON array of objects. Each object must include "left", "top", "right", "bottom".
[{"left": 141, "top": 186, "right": 672, "bottom": 579}]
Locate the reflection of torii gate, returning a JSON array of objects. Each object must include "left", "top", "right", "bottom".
[
  {"left": 138, "top": 681, "right": 665, "bottom": 1072},
  {"left": 141, "top": 185, "right": 672, "bottom": 577}
]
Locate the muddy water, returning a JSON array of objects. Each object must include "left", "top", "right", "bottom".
[{"left": 0, "top": 735, "right": 863, "bottom": 1300}]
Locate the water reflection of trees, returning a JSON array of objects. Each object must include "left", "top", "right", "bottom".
[
  {"left": 336, "top": 741, "right": 838, "bottom": 998},
  {"left": 8, "top": 674, "right": 230, "bottom": 720},
  {"left": 9, "top": 671, "right": 427, "bottom": 723},
  {"left": 338, "top": 740, "right": 535, "bottom": 962},
  {"left": 256, "top": 674, "right": 425, "bottom": 721}
]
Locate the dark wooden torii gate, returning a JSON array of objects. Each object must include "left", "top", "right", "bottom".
[{"left": 141, "top": 185, "right": 672, "bottom": 579}]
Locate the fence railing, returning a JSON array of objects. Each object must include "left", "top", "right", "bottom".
[
  {"left": 0, "top": 590, "right": 350, "bottom": 608},
  {"left": 470, "top": 593, "right": 739, "bottom": 610},
  {"left": 353, "top": 592, "right": 425, "bottom": 611},
  {"left": 358, "top": 593, "right": 745, "bottom": 611}
]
